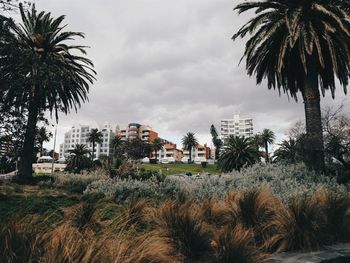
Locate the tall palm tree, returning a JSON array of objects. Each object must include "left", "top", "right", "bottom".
[
  {"left": 259, "top": 129, "right": 276, "bottom": 163},
  {"left": 110, "top": 135, "right": 124, "bottom": 158},
  {"left": 182, "top": 132, "right": 198, "bottom": 163},
  {"left": 0, "top": 4, "right": 95, "bottom": 181},
  {"left": 152, "top": 138, "right": 163, "bottom": 163},
  {"left": 233, "top": 0, "right": 350, "bottom": 171},
  {"left": 66, "top": 144, "right": 92, "bottom": 173},
  {"left": 36, "top": 126, "right": 52, "bottom": 156},
  {"left": 218, "top": 135, "right": 259, "bottom": 172},
  {"left": 210, "top": 124, "right": 223, "bottom": 160},
  {"left": 87, "top": 128, "right": 103, "bottom": 161}
]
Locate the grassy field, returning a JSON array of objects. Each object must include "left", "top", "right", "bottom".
[{"left": 137, "top": 163, "right": 220, "bottom": 176}]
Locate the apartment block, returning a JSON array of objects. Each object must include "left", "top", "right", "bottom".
[
  {"left": 220, "top": 114, "right": 254, "bottom": 139},
  {"left": 59, "top": 123, "right": 114, "bottom": 160},
  {"left": 117, "top": 123, "right": 158, "bottom": 144},
  {"left": 182, "top": 144, "right": 210, "bottom": 162}
]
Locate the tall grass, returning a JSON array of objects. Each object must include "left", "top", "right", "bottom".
[{"left": 2, "top": 187, "right": 350, "bottom": 262}]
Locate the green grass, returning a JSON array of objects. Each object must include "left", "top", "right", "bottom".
[{"left": 137, "top": 163, "right": 220, "bottom": 176}]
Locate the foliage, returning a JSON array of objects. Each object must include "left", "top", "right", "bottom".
[
  {"left": 36, "top": 126, "right": 52, "bottom": 156},
  {"left": 273, "top": 138, "right": 301, "bottom": 164},
  {"left": 218, "top": 135, "right": 259, "bottom": 172},
  {"left": 0, "top": 4, "right": 95, "bottom": 180},
  {"left": 258, "top": 129, "right": 276, "bottom": 163},
  {"left": 151, "top": 138, "right": 163, "bottom": 162},
  {"left": 182, "top": 132, "right": 198, "bottom": 163},
  {"left": 124, "top": 138, "right": 152, "bottom": 160},
  {"left": 233, "top": 0, "right": 350, "bottom": 171},
  {"left": 65, "top": 144, "right": 93, "bottom": 174},
  {"left": 210, "top": 124, "right": 223, "bottom": 160},
  {"left": 87, "top": 128, "right": 103, "bottom": 161}
]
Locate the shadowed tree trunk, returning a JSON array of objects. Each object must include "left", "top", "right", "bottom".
[
  {"left": 189, "top": 147, "right": 192, "bottom": 163},
  {"left": 302, "top": 67, "right": 325, "bottom": 171},
  {"left": 264, "top": 142, "right": 269, "bottom": 163},
  {"left": 18, "top": 97, "right": 39, "bottom": 182}
]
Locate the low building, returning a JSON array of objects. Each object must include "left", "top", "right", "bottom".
[
  {"left": 156, "top": 143, "right": 183, "bottom": 162},
  {"left": 182, "top": 144, "right": 211, "bottom": 162},
  {"left": 32, "top": 163, "right": 66, "bottom": 174}
]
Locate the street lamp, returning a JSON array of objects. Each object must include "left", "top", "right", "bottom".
[{"left": 51, "top": 124, "right": 58, "bottom": 175}]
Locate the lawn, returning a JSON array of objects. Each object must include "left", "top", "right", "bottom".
[{"left": 137, "top": 163, "right": 220, "bottom": 176}]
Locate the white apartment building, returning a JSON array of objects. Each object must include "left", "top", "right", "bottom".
[
  {"left": 59, "top": 123, "right": 114, "bottom": 160},
  {"left": 221, "top": 114, "right": 254, "bottom": 139}
]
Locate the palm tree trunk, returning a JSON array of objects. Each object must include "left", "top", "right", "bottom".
[
  {"left": 302, "top": 68, "right": 325, "bottom": 171},
  {"left": 155, "top": 150, "right": 158, "bottom": 163},
  {"left": 18, "top": 99, "right": 39, "bottom": 182},
  {"left": 265, "top": 142, "right": 269, "bottom": 163},
  {"left": 92, "top": 142, "right": 95, "bottom": 161},
  {"left": 189, "top": 148, "right": 192, "bottom": 163}
]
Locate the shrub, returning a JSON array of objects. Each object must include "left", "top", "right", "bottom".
[{"left": 73, "top": 202, "right": 98, "bottom": 231}]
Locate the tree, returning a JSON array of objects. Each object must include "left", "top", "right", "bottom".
[
  {"left": 218, "top": 135, "right": 259, "bottom": 172},
  {"left": 65, "top": 144, "right": 92, "bottom": 173},
  {"left": 124, "top": 138, "right": 152, "bottom": 160},
  {"left": 273, "top": 138, "right": 300, "bottom": 164},
  {"left": 87, "top": 128, "right": 103, "bottom": 161},
  {"left": 210, "top": 124, "right": 223, "bottom": 160},
  {"left": 182, "top": 132, "right": 198, "bottom": 163},
  {"left": 233, "top": 0, "right": 350, "bottom": 171},
  {"left": 152, "top": 138, "right": 163, "bottom": 163},
  {"left": 36, "top": 126, "right": 52, "bottom": 156},
  {"left": 0, "top": 4, "right": 95, "bottom": 181},
  {"left": 259, "top": 129, "right": 276, "bottom": 163},
  {"left": 110, "top": 135, "right": 124, "bottom": 158}
]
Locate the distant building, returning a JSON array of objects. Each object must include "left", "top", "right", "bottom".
[
  {"left": 0, "top": 136, "right": 14, "bottom": 157},
  {"left": 156, "top": 142, "right": 183, "bottom": 162},
  {"left": 220, "top": 114, "right": 254, "bottom": 139},
  {"left": 117, "top": 123, "right": 158, "bottom": 144},
  {"left": 182, "top": 144, "right": 211, "bottom": 161},
  {"left": 59, "top": 123, "right": 114, "bottom": 160}
]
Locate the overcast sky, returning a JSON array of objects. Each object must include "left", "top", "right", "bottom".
[{"left": 34, "top": 0, "right": 349, "bottom": 150}]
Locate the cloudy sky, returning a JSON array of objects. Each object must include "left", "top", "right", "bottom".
[{"left": 33, "top": 0, "right": 349, "bottom": 150}]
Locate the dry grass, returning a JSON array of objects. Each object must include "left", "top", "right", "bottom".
[{"left": 2, "top": 187, "right": 350, "bottom": 262}]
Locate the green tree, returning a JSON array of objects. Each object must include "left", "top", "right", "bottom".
[
  {"left": 152, "top": 138, "right": 163, "bottom": 163},
  {"left": 65, "top": 144, "right": 92, "bottom": 173},
  {"left": 182, "top": 132, "right": 198, "bottom": 163},
  {"left": 1, "top": 4, "right": 95, "bottom": 181},
  {"left": 36, "top": 126, "right": 52, "bottom": 156},
  {"left": 87, "top": 129, "right": 103, "bottom": 161},
  {"left": 218, "top": 135, "right": 259, "bottom": 172},
  {"left": 273, "top": 138, "right": 299, "bottom": 164},
  {"left": 233, "top": 0, "right": 350, "bottom": 171},
  {"left": 210, "top": 124, "right": 223, "bottom": 160},
  {"left": 259, "top": 129, "right": 276, "bottom": 163},
  {"left": 124, "top": 138, "right": 151, "bottom": 160}
]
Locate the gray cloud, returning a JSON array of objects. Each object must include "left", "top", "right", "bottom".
[{"left": 34, "top": 0, "right": 350, "bottom": 149}]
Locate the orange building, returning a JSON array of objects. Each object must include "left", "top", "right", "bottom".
[{"left": 117, "top": 123, "right": 158, "bottom": 144}]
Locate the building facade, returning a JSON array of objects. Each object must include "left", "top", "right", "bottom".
[
  {"left": 117, "top": 123, "right": 158, "bottom": 144},
  {"left": 59, "top": 123, "right": 114, "bottom": 160},
  {"left": 220, "top": 114, "right": 254, "bottom": 139},
  {"left": 182, "top": 144, "right": 210, "bottom": 162},
  {"left": 156, "top": 142, "right": 183, "bottom": 162}
]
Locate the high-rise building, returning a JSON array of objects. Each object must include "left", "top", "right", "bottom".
[
  {"left": 220, "top": 114, "right": 254, "bottom": 139},
  {"left": 117, "top": 123, "right": 158, "bottom": 143},
  {"left": 59, "top": 123, "right": 114, "bottom": 160}
]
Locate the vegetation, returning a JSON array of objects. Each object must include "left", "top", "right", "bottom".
[
  {"left": 210, "top": 124, "right": 223, "bottom": 160},
  {"left": 151, "top": 138, "right": 164, "bottom": 163},
  {"left": 36, "top": 126, "right": 52, "bottom": 157},
  {"left": 258, "top": 129, "right": 276, "bottom": 163},
  {"left": 87, "top": 128, "right": 103, "bottom": 161},
  {"left": 138, "top": 163, "right": 220, "bottom": 176},
  {"left": 0, "top": 4, "right": 95, "bottom": 182},
  {"left": 182, "top": 132, "right": 198, "bottom": 163},
  {"left": 65, "top": 144, "right": 93, "bottom": 174},
  {"left": 218, "top": 136, "right": 259, "bottom": 172},
  {"left": 233, "top": 0, "right": 350, "bottom": 171}
]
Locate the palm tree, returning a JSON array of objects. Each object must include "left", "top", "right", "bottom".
[
  {"left": 233, "top": 0, "right": 350, "bottom": 171},
  {"left": 259, "top": 129, "right": 276, "bottom": 163},
  {"left": 210, "top": 124, "right": 223, "bottom": 160},
  {"left": 182, "top": 132, "right": 198, "bottom": 163},
  {"left": 218, "top": 135, "right": 259, "bottom": 172},
  {"left": 273, "top": 138, "right": 299, "bottom": 164},
  {"left": 110, "top": 135, "right": 124, "bottom": 158},
  {"left": 36, "top": 126, "right": 52, "bottom": 156},
  {"left": 0, "top": 4, "right": 95, "bottom": 181},
  {"left": 87, "top": 128, "right": 103, "bottom": 161},
  {"left": 152, "top": 138, "right": 164, "bottom": 163},
  {"left": 66, "top": 144, "right": 92, "bottom": 173}
]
